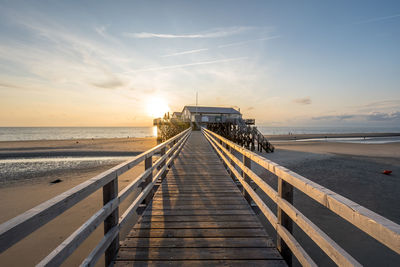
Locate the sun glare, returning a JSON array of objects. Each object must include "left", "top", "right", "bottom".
[{"left": 146, "top": 97, "right": 170, "bottom": 118}]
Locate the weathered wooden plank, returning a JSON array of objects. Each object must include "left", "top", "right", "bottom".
[
  {"left": 160, "top": 181, "right": 236, "bottom": 185},
  {"left": 150, "top": 199, "right": 247, "bottom": 206},
  {"left": 134, "top": 221, "right": 262, "bottom": 229},
  {"left": 120, "top": 237, "right": 275, "bottom": 248},
  {"left": 143, "top": 209, "right": 253, "bottom": 216},
  {"left": 114, "top": 260, "right": 287, "bottom": 267},
  {"left": 127, "top": 228, "right": 268, "bottom": 238},
  {"left": 166, "top": 173, "right": 229, "bottom": 177},
  {"left": 116, "top": 247, "right": 283, "bottom": 260},
  {"left": 147, "top": 205, "right": 250, "bottom": 211},
  {"left": 157, "top": 188, "right": 241, "bottom": 192},
  {"left": 152, "top": 196, "right": 244, "bottom": 200},
  {"left": 166, "top": 174, "right": 228, "bottom": 177},
  {"left": 154, "top": 194, "right": 241, "bottom": 198},
  {"left": 139, "top": 215, "right": 258, "bottom": 223},
  {"left": 157, "top": 186, "right": 239, "bottom": 191}
]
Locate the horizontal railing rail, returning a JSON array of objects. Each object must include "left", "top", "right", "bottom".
[
  {"left": 0, "top": 127, "right": 191, "bottom": 266},
  {"left": 202, "top": 127, "right": 399, "bottom": 267}
]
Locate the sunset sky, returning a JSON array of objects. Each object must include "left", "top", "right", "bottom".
[{"left": 0, "top": 1, "right": 399, "bottom": 127}]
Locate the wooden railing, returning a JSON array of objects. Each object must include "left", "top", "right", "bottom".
[
  {"left": 0, "top": 128, "right": 191, "bottom": 266},
  {"left": 202, "top": 127, "right": 400, "bottom": 267}
]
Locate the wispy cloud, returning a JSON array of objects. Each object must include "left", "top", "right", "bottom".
[
  {"left": 356, "top": 13, "right": 400, "bottom": 24},
  {"left": 124, "top": 26, "right": 252, "bottom": 39},
  {"left": 312, "top": 114, "right": 354, "bottom": 120},
  {"left": 354, "top": 99, "right": 400, "bottom": 112},
  {"left": 123, "top": 57, "right": 248, "bottom": 74},
  {"left": 218, "top": 35, "right": 281, "bottom": 48},
  {"left": 161, "top": 48, "right": 208, "bottom": 57},
  {"left": 367, "top": 111, "right": 400, "bottom": 121},
  {"left": 294, "top": 97, "right": 312, "bottom": 105},
  {"left": 312, "top": 111, "right": 400, "bottom": 122},
  {"left": 95, "top": 26, "right": 108, "bottom": 38},
  {"left": 91, "top": 76, "right": 125, "bottom": 89}
]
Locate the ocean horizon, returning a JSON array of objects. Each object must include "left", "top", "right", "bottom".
[{"left": 1, "top": 126, "right": 400, "bottom": 142}]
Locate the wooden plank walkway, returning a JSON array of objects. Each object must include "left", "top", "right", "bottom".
[{"left": 114, "top": 131, "right": 286, "bottom": 266}]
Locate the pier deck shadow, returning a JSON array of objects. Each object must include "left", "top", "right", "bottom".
[{"left": 114, "top": 131, "right": 286, "bottom": 266}]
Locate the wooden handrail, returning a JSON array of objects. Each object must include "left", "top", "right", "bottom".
[
  {"left": 81, "top": 130, "right": 190, "bottom": 267},
  {"left": 0, "top": 128, "right": 191, "bottom": 266},
  {"left": 203, "top": 127, "right": 400, "bottom": 266}
]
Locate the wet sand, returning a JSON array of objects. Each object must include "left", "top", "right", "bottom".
[
  {"left": 265, "top": 132, "right": 400, "bottom": 141},
  {"left": 0, "top": 137, "right": 156, "bottom": 266},
  {"left": 0, "top": 137, "right": 157, "bottom": 158}
]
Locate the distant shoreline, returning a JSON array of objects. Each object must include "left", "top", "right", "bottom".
[{"left": 265, "top": 132, "right": 400, "bottom": 141}]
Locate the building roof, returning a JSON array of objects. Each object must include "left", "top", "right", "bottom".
[{"left": 183, "top": 106, "right": 241, "bottom": 115}]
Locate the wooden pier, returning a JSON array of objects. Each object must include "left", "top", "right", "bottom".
[
  {"left": 114, "top": 131, "right": 285, "bottom": 266},
  {"left": 0, "top": 128, "right": 399, "bottom": 266}
]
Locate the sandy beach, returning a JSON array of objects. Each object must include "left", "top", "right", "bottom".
[
  {"left": 0, "top": 137, "right": 156, "bottom": 266},
  {"left": 258, "top": 135, "right": 400, "bottom": 266},
  {"left": 1, "top": 134, "right": 399, "bottom": 266}
]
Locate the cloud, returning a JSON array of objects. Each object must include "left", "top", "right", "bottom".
[
  {"left": 312, "top": 114, "right": 354, "bottom": 120},
  {"left": 218, "top": 35, "right": 281, "bottom": 48},
  {"left": 0, "top": 82, "right": 22, "bottom": 89},
  {"left": 95, "top": 26, "right": 108, "bottom": 38},
  {"left": 356, "top": 13, "right": 400, "bottom": 24},
  {"left": 312, "top": 111, "right": 400, "bottom": 122},
  {"left": 247, "top": 106, "right": 255, "bottom": 110},
  {"left": 123, "top": 57, "right": 248, "bottom": 74},
  {"left": 124, "top": 26, "right": 252, "bottom": 39},
  {"left": 366, "top": 111, "right": 400, "bottom": 121},
  {"left": 161, "top": 48, "right": 208, "bottom": 57},
  {"left": 91, "top": 77, "right": 125, "bottom": 89},
  {"left": 354, "top": 99, "right": 400, "bottom": 113},
  {"left": 294, "top": 97, "right": 312, "bottom": 105}
]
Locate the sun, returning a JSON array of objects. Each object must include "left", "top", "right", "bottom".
[{"left": 146, "top": 97, "right": 170, "bottom": 118}]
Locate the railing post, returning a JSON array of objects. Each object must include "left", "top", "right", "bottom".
[
  {"left": 167, "top": 141, "right": 175, "bottom": 168},
  {"left": 221, "top": 141, "right": 227, "bottom": 169},
  {"left": 143, "top": 155, "right": 153, "bottom": 205},
  {"left": 277, "top": 177, "right": 294, "bottom": 266},
  {"left": 103, "top": 177, "right": 119, "bottom": 266},
  {"left": 160, "top": 147, "right": 166, "bottom": 181},
  {"left": 225, "top": 143, "right": 233, "bottom": 176},
  {"left": 242, "top": 154, "right": 252, "bottom": 204}
]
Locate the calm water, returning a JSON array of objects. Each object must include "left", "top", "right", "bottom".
[
  {"left": 0, "top": 156, "right": 131, "bottom": 185},
  {"left": 1, "top": 126, "right": 400, "bottom": 141},
  {"left": 0, "top": 127, "right": 156, "bottom": 141}
]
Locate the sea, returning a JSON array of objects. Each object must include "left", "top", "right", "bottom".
[
  {"left": 1, "top": 126, "right": 400, "bottom": 141},
  {"left": 0, "top": 127, "right": 156, "bottom": 141}
]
